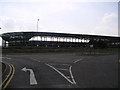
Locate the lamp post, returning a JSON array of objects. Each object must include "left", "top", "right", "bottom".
[
  {"left": 37, "top": 19, "right": 39, "bottom": 32},
  {"left": 37, "top": 19, "right": 39, "bottom": 41}
]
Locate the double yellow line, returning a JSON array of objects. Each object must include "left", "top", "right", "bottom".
[{"left": 1, "top": 62, "right": 15, "bottom": 89}]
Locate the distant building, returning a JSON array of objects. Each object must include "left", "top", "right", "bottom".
[{"left": 1, "top": 32, "right": 120, "bottom": 48}]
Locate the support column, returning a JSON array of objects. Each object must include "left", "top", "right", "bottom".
[
  {"left": 66, "top": 38, "right": 67, "bottom": 42},
  {"left": 40, "top": 36, "right": 42, "bottom": 41},
  {"left": 4, "top": 40, "right": 6, "bottom": 47},
  {"left": 46, "top": 36, "right": 47, "bottom": 41},
  {"left": 72, "top": 38, "right": 73, "bottom": 42},
  {"left": 44, "top": 36, "right": 45, "bottom": 41},
  {"left": 74, "top": 38, "right": 76, "bottom": 42},
  {"left": 51, "top": 36, "right": 52, "bottom": 41},
  {"left": 57, "top": 37, "right": 58, "bottom": 42},
  {"left": 53, "top": 37, "right": 54, "bottom": 42},
  {"left": 69, "top": 38, "right": 71, "bottom": 42},
  {"left": 63, "top": 37, "right": 65, "bottom": 42}
]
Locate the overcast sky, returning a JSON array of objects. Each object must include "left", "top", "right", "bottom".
[{"left": 0, "top": 0, "right": 119, "bottom": 37}]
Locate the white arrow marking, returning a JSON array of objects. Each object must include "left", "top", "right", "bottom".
[{"left": 21, "top": 67, "right": 37, "bottom": 85}]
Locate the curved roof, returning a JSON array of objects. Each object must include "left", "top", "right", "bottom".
[{"left": 1, "top": 31, "right": 119, "bottom": 41}]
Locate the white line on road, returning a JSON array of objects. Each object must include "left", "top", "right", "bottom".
[
  {"left": 21, "top": 67, "right": 37, "bottom": 85},
  {"left": 30, "top": 58, "right": 76, "bottom": 85},
  {"left": 73, "top": 59, "right": 83, "bottom": 63},
  {"left": 6, "top": 57, "right": 11, "bottom": 59},
  {"left": 61, "top": 64, "right": 70, "bottom": 66},
  {"left": 0, "top": 57, "right": 11, "bottom": 60},
  {"left": 69, "top": 66, "right": 76, "bottom": 84},
  {"left": 46, "top": 64, "right": 74, "bottom": 84},
  {"left": 49, "top": 63, "right": 69, "bottom": 66},
  {"left": 57, "top": 68, "right": 69, "bottom": 71},
  {"left": 31, "top": 58, "right": 40, "bottom": 62}
]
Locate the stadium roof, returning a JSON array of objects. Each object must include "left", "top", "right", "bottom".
[{"left": 0, "top": 31, "right": 119, "bottom": 41}]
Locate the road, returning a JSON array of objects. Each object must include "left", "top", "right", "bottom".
[{"left": 2, "top": 53, "right": 118, "bottom": 88}]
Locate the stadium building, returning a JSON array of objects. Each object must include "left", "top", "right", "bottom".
[{"left": 1, "top": 32, "right": 120, "bottom": 49}]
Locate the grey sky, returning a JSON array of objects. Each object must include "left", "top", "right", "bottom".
[{"left": 0, "top": 0, "right": 119, "bottom": 37}]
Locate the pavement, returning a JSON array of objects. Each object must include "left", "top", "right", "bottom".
[{"left": 2, "top": 53, "right": 118, "bottom": 88}]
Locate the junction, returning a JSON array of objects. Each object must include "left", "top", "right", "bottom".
[{"left": 1, "top": 32, "right": 119, "bottom": 88}]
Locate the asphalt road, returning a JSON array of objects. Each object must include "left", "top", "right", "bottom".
[{"left": 2, "top": 53, "right": 118, "bottom": 88}]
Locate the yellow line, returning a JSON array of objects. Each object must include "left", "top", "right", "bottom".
[
  {"left": 0, "top": 63, "right": 12, "bottom": 87},
  {"left": 3, "top": 64, "right": 15, "bottom": 89}
]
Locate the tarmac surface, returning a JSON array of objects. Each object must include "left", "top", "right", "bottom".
[{"left": 2, "top": 53, "right": 118, "bottom": 88}]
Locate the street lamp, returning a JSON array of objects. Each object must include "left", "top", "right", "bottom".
[
  {"left": 37, "top": 19, "right": 39, "bottom": 32},
  {"left": 37, "top": 19, "right": 39, "bottom": 42}
]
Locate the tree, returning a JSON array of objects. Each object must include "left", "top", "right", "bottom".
[{"left": 89, "top": 39, "right": 107, "bottom": 49}]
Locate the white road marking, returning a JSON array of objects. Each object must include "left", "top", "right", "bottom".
[
  {"left": 73, "top": 59, "right": 83, "bottom": 63},
  {"left": 0, "top": 57, "right": 11, "bottom": 60},
  {"left": 61, "top": 64, "right": 70, "bottom": 66},
  {"left": 49, "top": 63, "right": 70, "bottom": 66},
  {"left": 31, "top": 58, "right": 40, "bottom": 62},
  {"left": 67, "top": 76, "right": 71, "bottom": 78},
  {"left": 46, "top": 64, "right": 74, "bottom": 84},
  {"left": 21, "top": 67, "right": 37, "bottom": 85},
  {"left": 29, "top": 57, "right": 76, "bottom": 85},
  {"left": 57, "top": 68, "right": 69, "bottom": 71},
  {"left": 49, "top": 63, "right": 57, "bottom": 65},
  {"left": 69, "top": 66, "right": 76, "bottom": 84}
]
